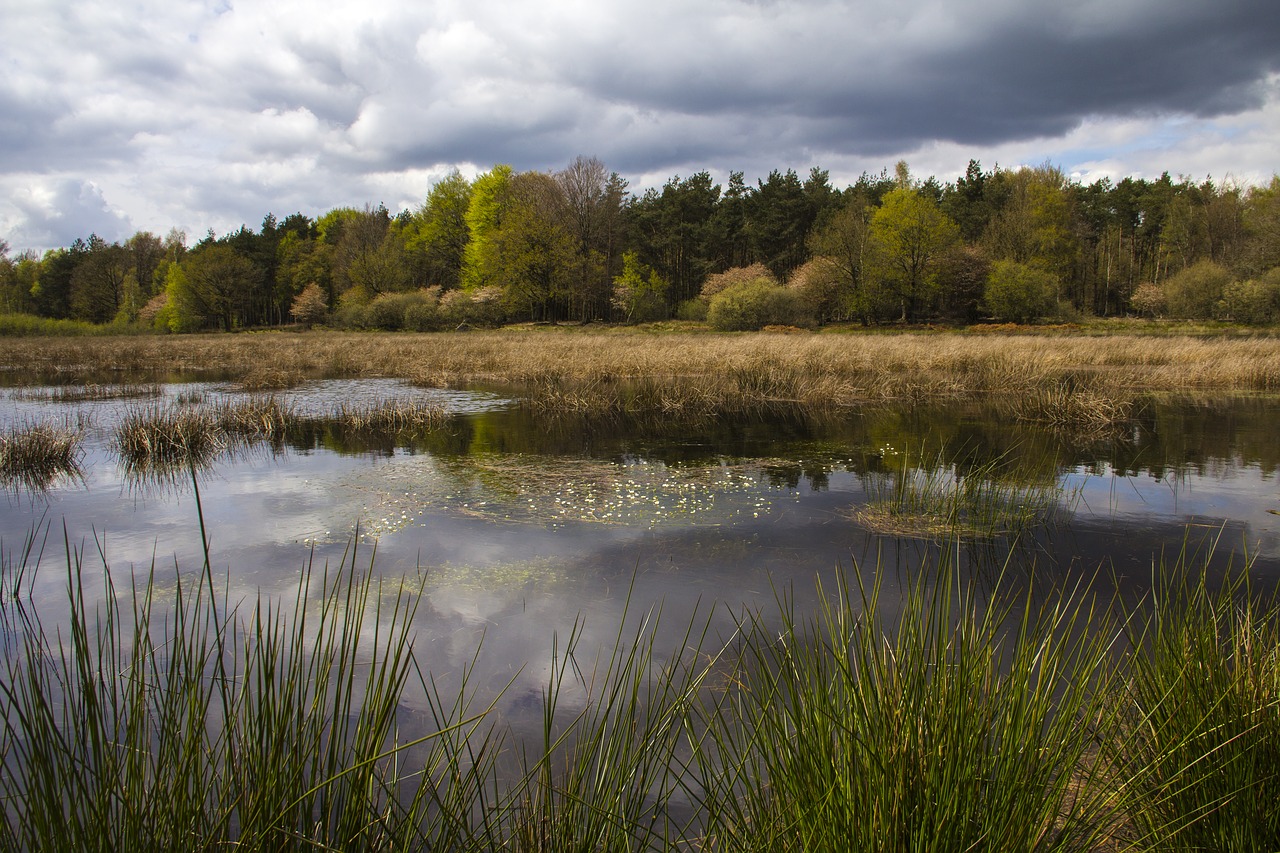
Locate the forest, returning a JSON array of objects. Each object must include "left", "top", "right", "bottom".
[{"left": 2, "top": 157, "right": 1279, "bottom": 333}]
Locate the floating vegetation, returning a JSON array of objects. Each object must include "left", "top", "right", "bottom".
[
  {"left": 850, "top": 454, "right": 1072, "bottom": 540},
  {"left": 0, "top": 420, "right": 84, "bottom": 492},
  {"left": 439, "top": 454, "right": 787, "bottom": 527}
]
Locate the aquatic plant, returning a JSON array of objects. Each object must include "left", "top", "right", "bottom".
[
  {"left": 115, "top": 404, "right": 228, "bottom": 478},
  {"left": 685, "top": 566, "right": 1124, "bottom": 851},
  {"left": 851, "top": 452, "right": 1071, "bottom": 540},
  {"left": 1114, "top": 549, "right": 1280, "bottom": 850},
  {"left": 0, "top": 420, "right": 84, "bottom": 492},
  {"left": 0, "top": 521, "right": 502, "bottom": 850}
]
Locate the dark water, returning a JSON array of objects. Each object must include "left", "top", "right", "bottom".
[{"left": 3, "top": 381, "right": 1278, "bottom": 728}]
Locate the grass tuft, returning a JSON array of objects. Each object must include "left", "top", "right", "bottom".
[{"left": 0, "top": 420, "right": 84, "bottom": 492}]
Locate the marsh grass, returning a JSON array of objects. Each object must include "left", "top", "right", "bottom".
[
  {"left": 116, "top": 405, "right": 229, "bottom": 479},
  {"left": 1012, "top": 385, "right": 1137, "bottom": 437},
  {"left": 1, "top": 505, "right": 1277, "bottom": 849},
  {"left": 0, "top": 420, "right": 84, "bottom": 492},
  {"left": 8, "top": 383, "right": 164, "bottom": 403},
  {"left": 852, "top": 452, "right": 1072, "bottom": 540},
  {"left": 2, "top": 330, "right": 1276, "bottom": 417},
  {"left": 113, "top": 398, "right": 448, "bottom": 484},
  {"left": 686, "top": 565, "right": 1124, "bottom": 852},
  {"left": 0, "top": 521, "right": 504, "bottom": 851},
  {"left": 1114, "top": 547, "right": 1280, "bottom": 850}
]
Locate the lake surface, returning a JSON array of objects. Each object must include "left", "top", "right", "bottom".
[{"left": 3, "top": 380, "right": 1278, "bottom": 729}]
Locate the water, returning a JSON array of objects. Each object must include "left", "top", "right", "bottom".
[{"left": 3, "top": 381, "right": 1278, "bottom": 728}]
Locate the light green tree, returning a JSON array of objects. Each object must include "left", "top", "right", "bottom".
[
  {"left": 461, "top": 165, "right": 514, "bottom": 290},
  {"left": 984, "top": 260, "right": 1059, "bottom": 323},
  {"left": 869, "top": 188, "right": 960, "bottom": 321},
  {"left": 405, "top": 170, "right": 473, "bottom": 290},
  {"left": 165, "top": 245, "right": 262, "bottom": 331},
  {"left": 611, "top": 251, "right": 669, "bottom": 323}
]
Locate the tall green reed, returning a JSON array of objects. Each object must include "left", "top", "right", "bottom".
[
  {"left": 0, "top": 515, "right": 503, "bottom": 850},
  {"left": 1115, "top": 542, "right": 1280, "bottom": 850},
  {"left": 686, "top": 561, "right": 1124, "bottom": 852}
]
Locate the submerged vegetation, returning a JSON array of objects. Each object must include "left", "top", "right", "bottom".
[{"left": 0, "top": 518, "right": 1276, "bottom": 850}]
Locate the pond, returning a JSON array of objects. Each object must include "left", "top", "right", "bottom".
[{"left": 3, "top": 379, "right": 1278, "bottom": 735}]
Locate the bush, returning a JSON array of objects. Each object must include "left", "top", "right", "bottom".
[
  {"left": 289, "top": 283, "right": 329, "bottom": 328},
  {"left": 700, "top": 263, "right": 777, "bottom": 302},
  {"left": 984, "top": 260, "right": 1059, "bottom": 323},
  {"left": 1129, "top": 282, "right": 1166, "bottom": 318},
  {"left": 786, "top": 258, "right": 839, "bottom": 325},
  {"left": 1164, "top": 260, "right": 1233, "bottom": 320},
  {"left": 1216, "top": 268, "right": 1280, "bottom": 324},
  {"left": 675, "top": 299, "right": 708, "bottom": 322},
  {"left": 707, "top": 278, "right": 803, "bottom": 331},
  {"left": 438, "top": 286, "right": 506, "bottom": 328}
]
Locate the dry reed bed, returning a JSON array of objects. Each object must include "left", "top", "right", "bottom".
[{"left": 3, "top": 331, "right": 1278, "bottom": 407}]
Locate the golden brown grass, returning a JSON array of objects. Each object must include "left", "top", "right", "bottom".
[{"left": 3, "top": 329, "right": 1278, "bottom": 411}]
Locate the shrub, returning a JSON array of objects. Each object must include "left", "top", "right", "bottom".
[
  {"left": 675, "top": 298, "right": 708, "bottom": 322},
  {"left": 707, "top": 278, "right": 803, "bottom": 331},
  {"left": 289, "top": 282, "right": 329, "bottom": 328},
  {"left": 700, "top": 263, "right": 777, "bottom": 302},
  {"left": 786, "top": 258, "right": 840, "bottom": 325},
  {"left": 1164, "top": 260, "right": 1233, "bottom": 320},
  {"left": 984, "top": 260, "right": 1059, "bottom": 323},
  {"left": 438, "top": 286, "right": 506, "bottom": 328},
  {"left": 611, "top": 252, "right": 669, "bottom": 323},
  {"left": 1129, "top": 282, "right": 1167, "bottom": 318},
  {"left": 1216, "top": 268, "right": 1280, "bottom": 324}
]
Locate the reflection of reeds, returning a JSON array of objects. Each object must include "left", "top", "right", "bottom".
[
  {"left": 1012, "top": 385, "right": 1136, "bottom": 435},
  {"left": 0, "top": 420, "right": 84, "bottom": 492}
]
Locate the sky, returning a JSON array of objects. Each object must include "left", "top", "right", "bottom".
[{"left": 2, "top": 0, "right": 1278, "bottom": 254}]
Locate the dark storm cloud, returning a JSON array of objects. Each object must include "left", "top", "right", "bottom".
[{"left": 2, "top": 0, "right": 1278, "bottom": 252}]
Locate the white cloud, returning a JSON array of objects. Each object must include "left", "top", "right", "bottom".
[{"left": 1, "top": 0, "right": 1277, "bottom": 252}]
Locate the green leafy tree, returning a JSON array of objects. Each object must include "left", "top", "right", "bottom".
[
  {"left": 869, "top": 188, "right": 960, "bottom": 321},
  {"left": 166, "top": 244, "right": 262, "bottom": 331},
  {"left": 461, "top": 165, "right": 514, "bottom": 291},
  {"left": 70, "top": 236, "right": 128, "bottom": 323},
  {"left": 984, "top": 260, "right": 1059, "bottom": 323},
  {"left": 809, "top": 194, "right": 876, "bottom": 323},
  {"left": 487, "top": 172, "right": 578, "bottom": 320},
  {"left": 611, "top": 251, "right": 669, "bottom": 323},
  {"left": 406, "top": 170, "right": 473, "bottom": 291}
]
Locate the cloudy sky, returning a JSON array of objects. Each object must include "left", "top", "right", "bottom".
[{"left": 2, "top": 0, "right": 1277, "bottom": 253}]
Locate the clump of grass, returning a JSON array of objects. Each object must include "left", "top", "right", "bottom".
[
  {"left": 851, "top": 453, "right": 1071, "bottom": 540},
  {"left": 0, "top": 420, "right": 84, "bottom": 492},
  {"left": 1012, "top": 385, "right": 1136, "bottom": 436},
  {"left": 329, "top": 400, "right": 447, "bottom": 434},
  {"left": 688, "top": 567, "right": 1123, "bottom": 851},
  {"left": 237, "top": 365, "right": 306, "bottom": 391},
  {"left": 9, "top": 383, "right": 164, "bottom": 403},
  {"left": 213, "top": 396, "right": 295, "bottom": 442},
  {"left": 493, "top": 598, "right": 718, "bottom": 849},
  {"left": 1114, "top": 553, "right": 1280, "bottom": 850},
  {"left": 115, "top": 405, "right": 229, "bottom": 477},
  {"left": 0, "top": 522, "right": 502, "bottom": 850}
]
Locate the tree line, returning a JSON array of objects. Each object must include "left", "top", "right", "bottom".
[{"left": 3, "top": 156, "right": 1279, "bottom": 332}]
